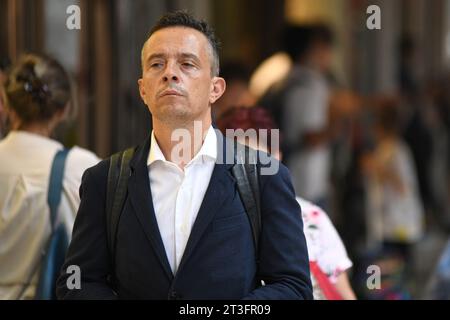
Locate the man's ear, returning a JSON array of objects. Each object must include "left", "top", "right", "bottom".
[
  {"left": 209, "top": 77, "right": 226, "bottom": 104},
  {"left": 138, "top": 78, "right": 146, "bottom": 102}
]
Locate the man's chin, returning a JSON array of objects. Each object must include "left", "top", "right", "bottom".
[{"left": 154, "top": 104, "right": 193, "bottom": 123}]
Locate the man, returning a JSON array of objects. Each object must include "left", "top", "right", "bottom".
[
  {"left": 212, "top": 61, "right": 255, "bottom": 121},
  {"left": 56, "top": 11, "right": 312, "bottom": 300},
  {"left": 260, "top": 25, "right": 334, "bottom": 209}
]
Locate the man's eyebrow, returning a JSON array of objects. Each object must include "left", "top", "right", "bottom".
[
  {"left": 145, "top": 52, "right": 202, "bottom": 66},
  {"left": 179, "top": 53, "right": 201, "bottom": 63},
  {"left": 146, "top": 53, "right": 166, "bottom": 64}
]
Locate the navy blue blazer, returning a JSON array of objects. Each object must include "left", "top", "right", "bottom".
[{"left": 56, "top": 131, "right": 312, "bottom": 300}]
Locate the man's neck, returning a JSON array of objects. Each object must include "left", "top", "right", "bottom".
[{"left": 152, "top": 118, "right": 212, "bottom": 169}]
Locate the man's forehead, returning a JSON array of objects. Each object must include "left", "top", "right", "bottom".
[{"left": 144, "top": 26, "right": 209, "bottom": 55}]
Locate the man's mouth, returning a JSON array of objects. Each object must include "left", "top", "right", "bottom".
[{"left": 159, "top": 89, "right": 183, "bottom": 97}]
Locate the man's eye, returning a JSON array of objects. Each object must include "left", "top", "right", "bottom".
[
  {"left": 150, "top": 63, "right": 163, "bottom": 68},
  {"left": 182, "top": 62, "right": 195, "bottom": 68}
]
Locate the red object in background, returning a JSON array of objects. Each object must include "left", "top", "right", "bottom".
[{"left": 309, "top": 261, "right": 343, "bottom": 300}]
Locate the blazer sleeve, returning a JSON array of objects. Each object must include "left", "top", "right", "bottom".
[
  {"left": 243, "top": 160, "right": 313, "bottom": 300},
  {"left": 56, "top": 160, "right": 118, "bottom": 299}
]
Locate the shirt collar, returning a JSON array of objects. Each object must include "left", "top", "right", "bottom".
[
  {"left": 147, "top": 125, "right": 217, "bottom": 167},
  {"left": 148, "top": 131, "right": 166, "bottom": 165}
]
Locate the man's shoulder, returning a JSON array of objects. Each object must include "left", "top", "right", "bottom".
[
  {"left": 80, "top": 156, "right": 111, "bottom": 188},
  {"left": 219, "top": 139, "right": 289, "bottom": 188},
  {"left": 84, "top": 145, "right": 139, "bottom": 180},
  {"left": 252, "top": 149, "right": 291, "bottom": 188}
]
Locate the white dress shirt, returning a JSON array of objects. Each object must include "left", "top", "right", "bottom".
[
  {"left": 147, "top": 126, "right": 217, "bottom": 274},
  {"left": 0, "top": 131, "right": 100, "bottom": 299}
]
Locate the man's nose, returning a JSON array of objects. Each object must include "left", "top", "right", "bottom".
[
  {"left": 162, "top": 63, "right": 179, "bottom": 82},
  {"left": 163, "top": 74, "right": 179, "bottom": 82}
]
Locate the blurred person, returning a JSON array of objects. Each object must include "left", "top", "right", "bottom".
[
  {"left": 0, "top": 54, "right": 100, "bottom": 299},
  {"left": 363, "top": 98, "right": 425, "bottom": 249},
  {"left": 251, "top": 43, "right": 361, "bottom": 230},
  {"left": 249, "top": 52, "right": 292, "bottom": 100},
  {"left": 360, "top": 97, "right": 425, "bottom": 298},
  {"left": 212, "top": 61, "right": 256, "bottom": 121},
  {"left": 217, "top": 106, "right": 356, "bottom": 300},
  {"left": 398, "top": 35, "right": 434, "bottom": 216},
  {"left": 56, "top": 11, "right": 312, "bottom": 300},
  {"left": 259, "top": 24, "right": 335, "bottom": 210},
  {"left": 425, "top": 238, "right": 450, "bottom": 299},
  {"left": 429, "top": 75, "right": 450, "bottom": 230}
]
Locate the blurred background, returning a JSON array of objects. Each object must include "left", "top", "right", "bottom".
[{"left": 1, "top": 0, "right": 450, "bottom": 299}]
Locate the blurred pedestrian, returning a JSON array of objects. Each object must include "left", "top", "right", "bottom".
[
  {"left": 0, "top": 54, "right": 100, "bottom": 299},
  {"left": 217, "top": 106, "right": 356, "bottom": 300}
]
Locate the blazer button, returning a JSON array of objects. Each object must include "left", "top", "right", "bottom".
[{"left": 169, "top": 291, "right": 181, "bottom": 300}]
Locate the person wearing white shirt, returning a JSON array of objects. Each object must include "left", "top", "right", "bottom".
[
  {"left": 259, "top": 25, "right": 335, "bottom": 209},
  {"left": 0, "top": 54, "right": 99, "bottom": 299},
  {"left": 56, "top": 11, "right": 312, "bottom": 300}
]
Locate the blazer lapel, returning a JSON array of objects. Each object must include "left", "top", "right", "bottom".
[
  {"left": 126, "top": 130, "right": 236, "bottom": 278},
  {"left": 128, "top": 136, "right": 173, "bottom": 280},
  {"left": 176, "top": 133, "right": 236, "bottom": 274}
]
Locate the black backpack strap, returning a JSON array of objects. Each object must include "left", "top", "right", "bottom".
[
  {"left": 106, "top": 147, "right": 135, "bottom": 269},
  {"left": 231, "top": 143, "right": 261, "bottom": 260}
]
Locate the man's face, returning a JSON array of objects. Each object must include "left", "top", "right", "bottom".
[
  {"left": 138, "top": 27, "right": 225, "bottom": 126},
  {"left": 313, "top": 41, "right": 333, "bottom": 73}
]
